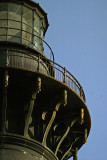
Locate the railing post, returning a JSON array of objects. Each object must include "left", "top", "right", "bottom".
[
  {"left": 63, "top": 67, "right": 66, "bottom": 83},
  {"left": 52, "top": 60, "right": 55, "bottom": 77},
  {"left": 80, "top": 87, "right": 82, "bottom": 98}
]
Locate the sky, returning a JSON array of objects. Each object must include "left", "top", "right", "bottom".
[{"left": 35, "top": 0, "right": 107, "bottom": 160}]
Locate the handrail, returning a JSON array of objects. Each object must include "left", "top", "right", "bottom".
[
  {"left": 0, "top": 49, "right": 86, "bottom": 101},
  {"left": 49, "top": 59, "right": 81, "bottom": 88}
]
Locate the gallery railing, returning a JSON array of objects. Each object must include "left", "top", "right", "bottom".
[{"left": 0, "top": 49, "right": 86, "bottom": 101}]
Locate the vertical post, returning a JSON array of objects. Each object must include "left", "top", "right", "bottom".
[
  {"left": 80, "top": 108, "right": 84, "bottom": 125},
  {"left": 52, "top": 57, "right": 54, "bottom": 77},
  {"left": 84, "top": 128, "right": 87, "bottom": 144},
  {"left": 63, "top": 67, "right": 66, "bottom": 83},
  {"left": 1, "top": 71, "right": 9, "bottom": 133},
  {"left": 63, "top": 90, "right": 67, "bottom": 106},
  {"left": 21, "top": 4, "right": 23, "bottom": 44},
  {"left": 73, "top": 147, "right": 78, "bottom": 160},
  {"left": 80, "top": 87, "right": 82, "bottom": 98},
  {"left": 38, "top": 54, "right": 40, "bottom": 72}
]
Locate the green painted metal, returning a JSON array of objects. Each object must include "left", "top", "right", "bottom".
[{"left": 0, "top": 0, "right": 91, "bottom": 160}]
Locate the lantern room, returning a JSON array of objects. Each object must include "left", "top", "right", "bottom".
[{"left": 0, "top": 0, "right": 49, "bottom": 53}]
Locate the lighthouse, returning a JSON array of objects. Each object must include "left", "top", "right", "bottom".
[{"left": 0, "top": 0, "right": 91, "bottom": 160}]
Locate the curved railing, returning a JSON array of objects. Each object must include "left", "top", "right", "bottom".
[{"left": 0, "top": 49, "right": 86, "bottom": 101}]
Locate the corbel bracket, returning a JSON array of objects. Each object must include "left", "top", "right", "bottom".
[
  {"left": 73, "top": 147, "right": 78, "bottom": 160},
  {"left": 1, "top": 71, "right": 9, "bottom": 133},
  {"left": 42, "top": 89, "right": 67, "bottom": 146},
  {"left": 61, "top": 137, "right": 79, "bottom": 160},
  {"left": 84, "top": 128, "right": 87, "bottom": 144},
  {"left": 80, "top": 108, "right": 84, "bottom": 125},
  {"left": 55, "top": 117, "right": 79, "bottom": 156},
  {"left": 24, "top": 77, "right": 41, "bottom": 138}
]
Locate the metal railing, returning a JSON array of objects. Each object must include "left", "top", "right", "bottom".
[{"left": 0, "top": 49, "right": 86, "bottom": 101}]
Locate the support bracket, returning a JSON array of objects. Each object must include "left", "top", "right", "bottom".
[
  {"left": 73, "top": 147, "right": 78, "bottom": 160},
  {"left": 1, "top": 71, "right": 9, "bottom": 133},
  {"left": 55, "top": 118, "right": 79, "bottom": 156},
  {"left": 24, "top": 77, "right": 41, "bottom": 138},
  {"left": 42, "top": 89, "right": 67, "bottom": 146}
]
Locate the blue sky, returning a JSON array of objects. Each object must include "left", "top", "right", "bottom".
[{"left": 35, "top": 0, "right": 107, "bottom": 159}]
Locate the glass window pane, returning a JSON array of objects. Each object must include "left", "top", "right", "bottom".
[
  {"left": 0, "top": 28, "right": 7, "bottom": 35},
  {"left": 8, "top": 20, "right": 21, "bottom": 30},
  {"left": 8, "top": 36, "right": 21, "bottom": 43},
  {"left": 22, "top": 31, "right": 32, "bottom": 46},
  {"left": 33, "top": 30, "right": 43, "bottom": 52},
  {"left": 8, "top": 3, "right": 21, "bottom": 21},
  {"left": 40, "top": 19, "right": 43, "bottom": 37},
  {"left": 8, "top": 29, "right": 21, "bottom": 43},
  {"left": 23, "top": 6, "right": 32, "bottom": 27},
  {"left": 34, "top": 13, "right": 44, "bottom": 52},
  {"left": 34, "top": 38, "right": 40, "bottom": 51},
  {"left": 22, "top": 6, "right": 32, "bottom": 46},
  {"left": 34, "top": 31, "right": 39, "bottom": 48},
  {"left": 23, "top": 23, "right": 32, "bottom": 33},
  {"left": 0, "top": 3, "right": 8, "bottom": 19},
  {"left": 41, "top": 30, "right": 44, "bottom": 38},
  {"left": 0, "top": 20, "right": 7, "bottom": 27},
  {"left": 34, "top": 13, "right": 40, "bottom": 34},
  {"left": 8, "top": 29, "right": 21, "bottom": 37}
]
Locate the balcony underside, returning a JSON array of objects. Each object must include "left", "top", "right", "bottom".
[{"left": 0, "top": 67, "right": 91, "bottom": 160}]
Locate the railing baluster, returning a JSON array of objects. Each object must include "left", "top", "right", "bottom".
[{"left": 63, "top": 67, "right": 66, "bottom": 83}]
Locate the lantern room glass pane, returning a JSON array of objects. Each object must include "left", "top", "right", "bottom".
[
  {"left": 23, "top": 6, "right": 32, "bottom": 26},
  {"left": 22, "top": 6, "right": 33, "bottom": 46},
  {"left": 22, "top": 31, "right": 32, "bottom": 46},
  {"left": 0, "top": 20, "right": 7, "bottom": 27},
  {"left": 8, "top": 3, "right": 21, "bottom": 21},
  {"left": 0, "top": 3, "right": 8, "bottom": 19},
  {"left": 8, "top": 29, "right": 21, "bottom": 37},
  {"left": 0, "top": 28, "right": 7, "bottom": 35},
  {"left": 34, "top": 12, "right": 44, "bottom": 52},
  {"left": 0, "top": 3, "right": 7, "bottom": 41},
  {"left": 8, "top": 20, "right": 21, "bottom": 30},
  {"left": 8, "top": 3, "right": 21, "bottom": 43},
  {"left": 23, "top": 23, "right": 32, "bottom": 33},
  {"left": 8, "top": 29, "right": 21, "bottom": 43},
  {"left": 34, "top": 13, "right": 40, "bottom": 34},
  {"left": 34, "top": 30, "right": 40, "bottom": 50}
]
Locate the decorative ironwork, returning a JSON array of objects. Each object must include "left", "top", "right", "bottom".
[
  {"left": 24, "top": 77, "right": 41, "bottom": 138},
  {"left": 61, "top": 137, "right": 79, "bottom": 160},
  {"left": 55, "top": 118, "right": 79, "bottom": 156}
]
